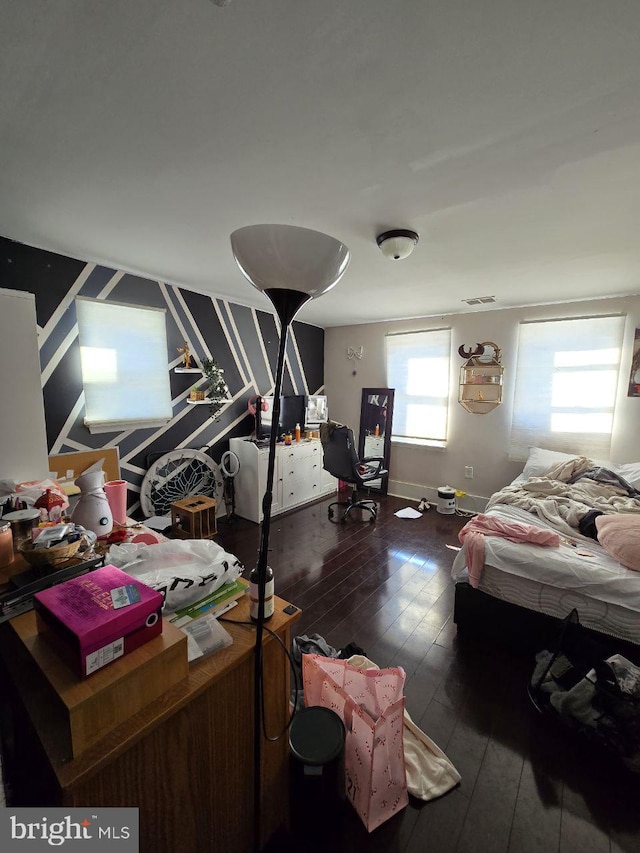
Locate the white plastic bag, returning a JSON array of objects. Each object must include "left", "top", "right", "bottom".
[
  {"left": 107, "top": 539, "right": 243, "bottom": 612},
  {"left": 1, "top": 478, "right": 70, "bottom": 519}
]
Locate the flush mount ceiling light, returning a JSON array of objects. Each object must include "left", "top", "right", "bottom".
[{"left": 376, "top": 229, "right": 419, "bottom": 261}]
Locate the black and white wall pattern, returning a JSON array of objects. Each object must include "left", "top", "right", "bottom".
[{"left": 0, "top": 237, "right": 325, "bottom": 516}]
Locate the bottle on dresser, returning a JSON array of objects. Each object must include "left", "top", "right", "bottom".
[{"left": 249, "top": 564, "right": 274, "bottom": 621}]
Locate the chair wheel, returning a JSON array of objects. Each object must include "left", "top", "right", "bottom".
[{"left": 328, "top": 508, "right": 334, "bottom": 519}]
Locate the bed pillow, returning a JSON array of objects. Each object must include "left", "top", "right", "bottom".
[
  {"left": 521, "top": 447, "right": 582, "bottom": 479},
  {"left": 618, "top": 463, "right": 640, "bottom": 490},
  {"left": 595, "top": 515, "right": 640, "bottom": 572},
  {"left": 521, "top": 446, "right": 614, "bottom": 480}
]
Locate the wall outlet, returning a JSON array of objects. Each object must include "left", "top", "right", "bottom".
[{"left": 464, "top": 466, "right": 473, "bottom": 479}]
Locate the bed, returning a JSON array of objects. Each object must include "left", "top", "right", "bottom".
[{"left": 451, "top": 447, "right": 640, "bottom": 661}]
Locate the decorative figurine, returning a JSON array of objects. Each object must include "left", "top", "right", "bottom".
[
  {"left": 177, "top": 342, "right": 192, "bottom": 369},
  {"left": 34, "top": 488, "right": 66, "bottom": 522}
]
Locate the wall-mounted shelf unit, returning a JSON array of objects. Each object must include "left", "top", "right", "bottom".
[
  {"left": 174, "top": 367, "right": 202, "bottom": 374},
  {"left": 458, "top": 341, "right": 504, "bottom": 414},
  {"left": 186, "top": 398, "right": 210, "bottom": 406}
]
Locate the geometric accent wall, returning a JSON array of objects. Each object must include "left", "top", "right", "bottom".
[{"left": 0, "top": 236, "right": 324, "bottom": 515}]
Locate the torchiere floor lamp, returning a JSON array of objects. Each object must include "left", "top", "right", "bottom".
[{"left": 230, "top": 224, "right": 350, "bottom": 851}]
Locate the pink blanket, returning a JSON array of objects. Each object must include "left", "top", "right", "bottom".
[{"left": 459, "top": 514, "right": 561, "bottom": 588}]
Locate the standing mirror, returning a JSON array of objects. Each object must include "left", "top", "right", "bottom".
[{"left": 358, "top": 388, "right": 394, "bottom": 495}]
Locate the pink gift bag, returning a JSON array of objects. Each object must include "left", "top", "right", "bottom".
[{"left": 302, "top": 654, "right": 408, "bottom": 832}]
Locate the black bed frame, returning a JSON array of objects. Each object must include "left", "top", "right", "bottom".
[{"left": 454, "top": 582, "right": 640, "bottom": 665}]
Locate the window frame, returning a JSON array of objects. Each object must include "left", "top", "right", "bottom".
[
  {"left": 76, "top": 296, "right": 173, "bottom": 434},
  {"left": 385, "top": 327, "right": 452, "bottom": 448},
  {"left": 509, "top": 313, "right": 626, "bottom": 461}
]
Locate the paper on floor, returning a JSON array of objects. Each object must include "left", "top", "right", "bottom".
[{"left": 395, "top": 507, "right": 423, "bottom": 519}]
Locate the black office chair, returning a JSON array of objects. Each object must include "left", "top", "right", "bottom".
[{"left": 321, "top": 424, "right": 387, "bottom": 523}]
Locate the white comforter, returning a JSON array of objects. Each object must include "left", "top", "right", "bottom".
[
  {"left": 485, "top": 456, "right": 640, "bottom": 538},
  {"left": 452, "top": 458, "right": 640, "bottom": 613},
  {"left": 451, "top": 503, "right": 640, "bottom": 611}
]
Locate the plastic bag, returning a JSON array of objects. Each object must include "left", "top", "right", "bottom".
[
  {"left": 1, "top": 478, "right": 69, "bottom": 519},
  {"left": 303, "top": 653, "right": 408, "bottom": 832},
  {"left": 107, "top": 539, "right": 243, "bottom": 612},
  {"left": 346, "top": 654, "right": 461, "bottom": 802}
]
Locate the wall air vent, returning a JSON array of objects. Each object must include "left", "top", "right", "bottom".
[{"left": 462, "top": 295, "right": 496, "bottom": 306}]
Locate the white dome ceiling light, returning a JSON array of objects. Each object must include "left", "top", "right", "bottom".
[{"left": 376, "top": 229, "right": 419, "bottom": 261}]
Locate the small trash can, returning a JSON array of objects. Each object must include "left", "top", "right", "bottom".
[
  {"left": 289, "top": 706, "right": 345, "bottom": 830},
  {"left": 437, "top": 485, "right": 456, "bottom": 514}
]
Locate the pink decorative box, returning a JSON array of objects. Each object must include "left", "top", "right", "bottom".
[{"left": 33, "top": 565, "right": 163, "bottom": 678}]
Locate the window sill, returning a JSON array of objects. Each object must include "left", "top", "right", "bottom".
[
  {"left": 391, "top": 437, "right": 446, "bottom": 450},
  {"left": 84, "top": 417, "right": 170, "bottom": 434}
]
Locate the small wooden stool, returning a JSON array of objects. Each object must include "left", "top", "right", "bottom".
[{"left": 170, "top": 495, "right": 217, "bottom": 539}]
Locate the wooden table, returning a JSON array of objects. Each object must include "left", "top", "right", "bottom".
[{"left": 0, "top": 593, "right": 301, "bottom": 853}]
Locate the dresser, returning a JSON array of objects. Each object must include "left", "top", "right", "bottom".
[
  {"left": 230, "top": 437, "right": 337, "bottom": 523},
  {"left": 0, "top": 594, "right": 301, "bottom": 853}
]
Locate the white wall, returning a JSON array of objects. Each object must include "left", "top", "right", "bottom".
[
  {"left": 0, "top": 289, "right": 49, "bottom": 483},
  {"left": 324, "top": 295, "right": 640, "bottom": 509}
]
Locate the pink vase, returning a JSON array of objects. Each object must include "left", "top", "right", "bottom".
[{"left": 104, "top": 480, "right": 128, "bottom": 526}]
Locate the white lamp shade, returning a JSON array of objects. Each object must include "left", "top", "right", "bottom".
[{"left": 230, "top": 224, "right": 350, "bottom": 297}]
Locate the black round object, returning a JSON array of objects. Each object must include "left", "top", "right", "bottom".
[{"left": 289, "top": 706, "right": 345, "bottom": 766}]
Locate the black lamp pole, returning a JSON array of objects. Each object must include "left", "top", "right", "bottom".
[
  {"left": 252, "top": 288, "right": 312, "bottom": 852},
  {"left": 230, "top": 224, "right": 349, "bottom": 853}
]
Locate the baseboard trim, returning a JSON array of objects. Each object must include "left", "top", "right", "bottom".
[{"left": 387, "top": 480, "right": 488, "bottom": 514}]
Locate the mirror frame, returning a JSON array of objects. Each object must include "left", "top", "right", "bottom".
[{"left": 358, "top": 387, "right": 395, "bottom": 495}]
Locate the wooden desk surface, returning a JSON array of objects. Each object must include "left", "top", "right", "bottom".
[
  {"left": 0, "top": 518, "right": 166, "bottom": 589},
  {"left": 1, "top": 551, "right": 32, "bottom": 587},
  {"left": 2, "top": 592, "right": 302, "bottom": 852},
  {"left": 4, "top": 593, "right": 301, "bottom": 792}
]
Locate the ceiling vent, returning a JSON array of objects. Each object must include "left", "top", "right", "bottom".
[{"left": 462, "top": 295, "right": 496, "bottom": 306}]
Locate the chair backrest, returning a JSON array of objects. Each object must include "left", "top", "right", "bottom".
[{"left": 322, "top": 426, "right": 360, "bottom": 483}]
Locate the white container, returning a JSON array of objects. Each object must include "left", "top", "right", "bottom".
[
  {"left": 71, "top": 469, "right": 113, "bottom": 536},
  {"left": 436, "top": 486, "right": 456, "bottom": 515}
]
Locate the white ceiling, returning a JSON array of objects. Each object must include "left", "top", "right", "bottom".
[{"left": 2, "top": 0, "right": 640, "bottom": 328}]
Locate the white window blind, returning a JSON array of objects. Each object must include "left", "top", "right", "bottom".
[
  {"left": 386, "top": 328, "right": 451, "bottom": 446},
  {"left": 510, "top": 314, "right": 625, "bottom": 460},
  {"left": 76, "top": 298, "right": 172, "bottom": 433}
]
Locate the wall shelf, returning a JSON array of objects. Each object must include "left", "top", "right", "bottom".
[
  {"left": 186, "top": 398, "right": 210, "bottom": 406},
  {"left": 458, "top": 342, "right": 504, "bottom": 414},
  {"left": 175, "top": 367, "right": 202, "bottom": 374}
]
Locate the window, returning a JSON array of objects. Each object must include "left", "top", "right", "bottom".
[
  {"left": 76, "top": 297, "right": 172, "bottom": 433},
  {"left": 510, "top": 314, "right": 625, "bottom": 460},
  {"left": 386, "top": 328, "right": 451, "bottom": 447}
]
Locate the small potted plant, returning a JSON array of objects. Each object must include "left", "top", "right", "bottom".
[{"left": 201, "top": 357, "right": 229, "bottom": 420}]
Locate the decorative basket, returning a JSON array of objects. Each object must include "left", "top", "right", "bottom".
[
  {"left": 190, "top": 389, "right": 206, "bottom": 401},
  {"left": 19, "top": 539, "right": 82, "bottom": 568}
]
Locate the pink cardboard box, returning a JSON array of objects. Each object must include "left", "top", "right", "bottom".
[{"left": 33, "top": 565, "right": 163, "bottom": 678}]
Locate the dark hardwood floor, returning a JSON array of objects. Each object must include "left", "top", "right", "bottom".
[{"left": 216, "top": 492, "right": 640, "bottom": 853}]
